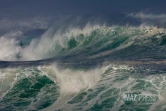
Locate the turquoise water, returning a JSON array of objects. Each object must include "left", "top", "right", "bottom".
[{"left": 1, "top": 25, "right": 166, "bottom": 111}]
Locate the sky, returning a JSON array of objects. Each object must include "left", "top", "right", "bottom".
[{"left": 0, "top": 0, "right": 166, "bottom": 18}]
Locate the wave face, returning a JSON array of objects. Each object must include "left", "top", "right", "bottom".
[
  {"left": 1, "top": 24, "right": 166, "bottom": 61},
  {"left": 1, "top": 24, "right": 166, "bottom": 111}
]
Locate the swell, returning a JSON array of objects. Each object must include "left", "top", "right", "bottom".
[{"left": 1, "top": 24, "right": 166, "bottom": 68}]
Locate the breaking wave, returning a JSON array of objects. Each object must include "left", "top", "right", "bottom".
[
  {"left": 1, "top": 24, "right": 166, "bottom": 62},
  {"left": 1, "top": 23, "right": 166, "bottom": 111}
]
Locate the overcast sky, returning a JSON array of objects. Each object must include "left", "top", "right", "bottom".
[{"left": 0, "top": 0, "right": 166, "bottom": 18}]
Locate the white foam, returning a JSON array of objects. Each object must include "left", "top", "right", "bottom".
[
  {"left": 0, "top": 37, "right": 21, "bottom": 61},
  {"left": 52, "top": 65, "right": 102, "bottom": 94},
  {"left": 42, "top": 64, "right": 102, "bottom": 111},
  {"left": 0, "top": 68, "right": 19, "bottom": 100}
]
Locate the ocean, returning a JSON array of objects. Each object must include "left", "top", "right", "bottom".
[{"left": 0, "top": 24, "right": 166, "bottom": 111}]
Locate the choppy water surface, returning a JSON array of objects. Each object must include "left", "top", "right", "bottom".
[{"left": 1, "top": 25, "right": 166, "bottom": 111}]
